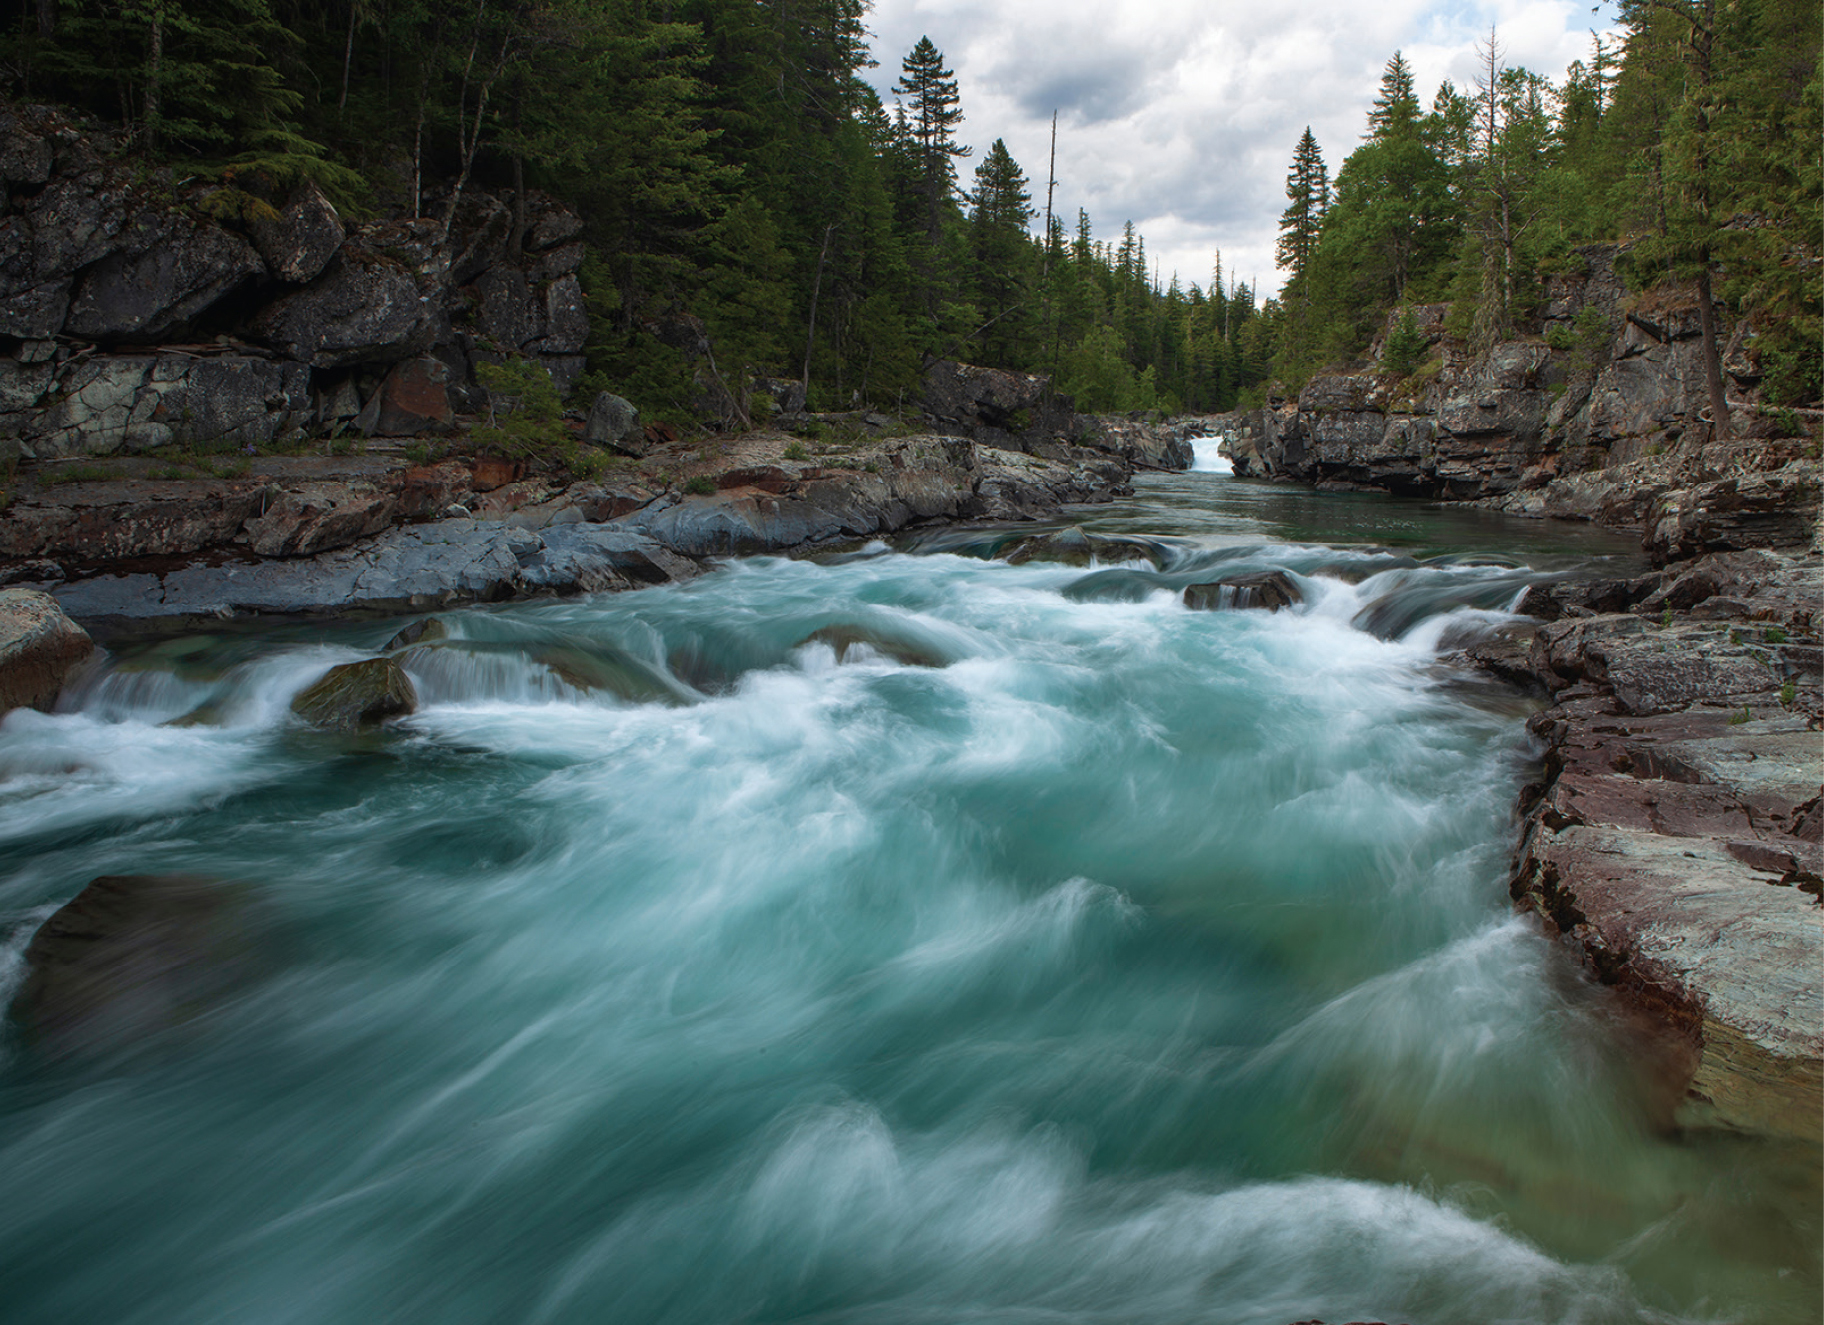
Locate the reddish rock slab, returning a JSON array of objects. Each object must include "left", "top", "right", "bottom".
[
  {"left": 470, "top": 457, "right": 523, "bottom": 492},
  {"left": 359, "top": 355, "right": 453, "bottom": 437}
]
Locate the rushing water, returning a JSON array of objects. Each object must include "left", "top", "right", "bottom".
[{"left": 1, "top": 470, "right": 1818, "bottom": 1325}]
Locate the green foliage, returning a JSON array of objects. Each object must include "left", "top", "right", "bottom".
[
  {"left": 683, "top": 475, "right": 717, "bottom": 495},
  {"left": 1383, "top": 309, "right": 1428, "bottom": 376},
  {"left": 782, "top": 441, "right": 811, "bottom": 461},
  {"left": 1764, "top": 625, "right": 1789, "bottom": 644},
  {"left": 472, "top": 357, "right": 577, "bottom": 466}
]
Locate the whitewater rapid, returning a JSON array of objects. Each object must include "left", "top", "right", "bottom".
[{"left": 0, "top": 489, "right": 1812, "bottom": 1323}]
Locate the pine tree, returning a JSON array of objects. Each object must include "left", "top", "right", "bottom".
[
  {"left": 1367, "top": 51, "right": 1420, "bottom": 140},
  {"left": 967, "top": 139, "right": 1036, "bottom": 367},
  {"left": 1276, "top": 128, "right": 1329, "bottom": 279},
  {"left": 893, "top": 36, "right": 971, "bottom": 242}
]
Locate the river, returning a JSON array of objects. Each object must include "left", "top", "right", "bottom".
[{"left": 1, "top": 455, "right": 1818, "bottom": 1323}]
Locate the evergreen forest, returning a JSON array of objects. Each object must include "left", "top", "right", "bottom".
[{"left": 1, "top": 0, "right": 1818, "bottom": 417}]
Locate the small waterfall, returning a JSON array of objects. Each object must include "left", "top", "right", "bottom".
[{"left": 1189, "top": 434, "right": 1234, "bottom": 474}]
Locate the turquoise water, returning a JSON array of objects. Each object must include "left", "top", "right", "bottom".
[{"left": 0, "top": 470, "right": 1817, "bottom": 1323}]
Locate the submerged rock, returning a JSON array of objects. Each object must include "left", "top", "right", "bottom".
[
  {"left": 1183, "top": 571, "right": 1302, "bottom": 613},
  {"left": 8, "top": 873, "right": 258, "bottom": 1057},
  {"left": 800, "top": 624, "right": 946, "bottom": 669},
  {"left": 0, "top": 587, "right": 94, "bottom": 713},
  {"left": 534, "top": 644, "right": 691, "bottom": 705},
  {"left": 382, "top": 616, "right": 449, "bottom": 652},
  {"left": 1004, "top": 527, "right": 1095, "bottom": 566},
  {"left": 290, "top": 657, "right": 417, "bottom": 730}
]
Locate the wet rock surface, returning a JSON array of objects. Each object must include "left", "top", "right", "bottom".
[
  {"left": 1183, "top": 571, "right": 1303, "bottom": 613},
  {"left": 1459, "top": 550, "right": 1824, "bottom": 1138},
  {"left": 290, "top": 656, "right": 418, "bottom": 730}
]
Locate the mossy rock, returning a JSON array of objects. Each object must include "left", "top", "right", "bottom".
[{"left": 291, "top": 657, "right": 418, "bottom": 731}]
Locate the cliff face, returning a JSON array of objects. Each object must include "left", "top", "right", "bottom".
[
  {"left": 0, "top": 104, "right": 587, "bottom": 467},
  {"left": 1221, "top": 245, "right": 1820, "bottom": 561}
]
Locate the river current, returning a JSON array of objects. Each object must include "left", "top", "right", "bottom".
[{"left": 1, "top": 449, "right": 1818, "bottom": 1323}]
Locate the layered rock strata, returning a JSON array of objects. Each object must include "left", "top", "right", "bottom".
[
  {"left": 31, "top": 437, "right": 1129, "bottom": 629},
  {"left": 1459, "top": 550, "right": 1823, "bottom": 1138}
]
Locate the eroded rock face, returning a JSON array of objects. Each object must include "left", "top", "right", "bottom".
[
  {"left": 0, "top": 587, "right": 93, "bottom": 713},
  {"left": 1210, "top": 245, "right": 1817, "bottom": 557},
  {"left": 0, "top": 111, "right": 604, "bottom": 454},
  {"left": 32, "top": 354, "right": 313, "bottom": 459},
  {"left": 9, "top": 873, "right": 261, "bottom": 1058},
  {"left": 290, "top": 657, "right": 418, "bottom": 730}
]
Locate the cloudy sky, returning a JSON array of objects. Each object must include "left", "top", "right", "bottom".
[{"left": 861, "top": 0, "right": 1617, "bottom": 300}]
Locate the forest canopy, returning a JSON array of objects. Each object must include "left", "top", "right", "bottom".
[{"left": 2, "top": 0, "right": 1817, "bottom": 414}]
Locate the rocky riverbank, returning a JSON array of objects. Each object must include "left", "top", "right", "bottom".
[
  {"left": 1453, "top": 549, "right": 1822, "bottom": 1140},
  {"left": 2, "top": 426, "right": 1141, "bottom": 634}
]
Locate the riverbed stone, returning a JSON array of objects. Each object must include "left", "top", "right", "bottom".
[
  {"left": 290, "top": 656, "right": 418, "bottom": 731},
  {"left": 7, "top": 873, "right": 260, "bottom": 1057},
  {"left": 0, "top": 587, "right": 93, "bottom": 713}
]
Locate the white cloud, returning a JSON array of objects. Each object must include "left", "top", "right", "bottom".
[{"left": 863, "top": 0, "right": 1617, "bottom": 298}]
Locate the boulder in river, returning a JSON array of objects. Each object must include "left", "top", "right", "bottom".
[
  {"left": 1183, "top": 572, "right": 1302, "bottom": 613},
  {"left": 0, "top": 587, "right": 94, "bottom": 713},
  {"left": 290, "top": 657, "right": 417, "bottom": 730},
  {"left": 535, "top": 644, "right": 692, "bottom": 705},
  {"left": 8, "top": 873, "right": 258, "bottom": 1057}
]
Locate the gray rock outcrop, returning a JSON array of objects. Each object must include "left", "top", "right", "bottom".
[
  {"left": 1217, "top": 243, "right": 1819, "bottom": 561},
  {"left": 0, "top": 108, "right": 594, "bottom": 460}
]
